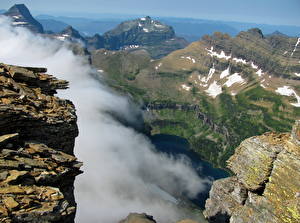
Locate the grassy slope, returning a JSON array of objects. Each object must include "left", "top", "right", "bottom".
[{"left": 91, "top": 33, "right": 300, "bottom": 168}]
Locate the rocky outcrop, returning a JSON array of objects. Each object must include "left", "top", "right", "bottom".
[
  {"left": 119, "top": 213, "right": 157, "bottom": 223},
  {"left": 0, "top": 63, "right": 82, "bottom": 222},
  {"left": 145, "top": 102, "right": 230, "bottom": 140},
  {"left": 204, "top": 121, "right": 300, "bottom": 223},
  {"left": 119, "top": 213, "right": 203, "bottom": 223},
  {"left": 0, "top": 63, "right": 78, "bottom": 155},
  {"left": 86, "top": 34, "right": 105, "bottom": 51}
]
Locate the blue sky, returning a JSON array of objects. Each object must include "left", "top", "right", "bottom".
[{"left": 1, "top": 0, "right": 300, "bottom": 26}]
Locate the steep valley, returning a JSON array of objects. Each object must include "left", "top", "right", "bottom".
[{"left": 92, "top": 29, "right": 300, "bottom": 168}]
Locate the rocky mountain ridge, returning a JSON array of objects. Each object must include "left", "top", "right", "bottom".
[
  {"left": 0, "top": 63, "right": 82, "bottom": 222},
  {"left": 52, "top": 25, "right": 86, "bottom": 43},
  {"left": 204, "top": 121, "right": 300, "bottom": 223}
]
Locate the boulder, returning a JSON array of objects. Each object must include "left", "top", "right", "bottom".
[
  {"left": 204, "top": 122, "right": 300, "bottom": 223},
  {"left": 119, "top": 213, "right": 157, "bottom": 223}
]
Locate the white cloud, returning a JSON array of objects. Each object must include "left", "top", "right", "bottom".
[{"left": 0, "top": 16, "right": 209, "bottom": 223}]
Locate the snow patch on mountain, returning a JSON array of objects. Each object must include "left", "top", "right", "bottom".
[
  {"left": 123, "top": 45, "right": 140, "bottom": 50},
  {"left": 181, "top": 56, "right": 196, "bottom": 63},
  {"left": 256, "top": 69, "right": 264, "bottom": 77},
  {"left": 291, "top": 37, "right": 300, "bottom": 56},
  {"left": 181, "top": 84, "right": 191, "bottom": 91},
  {"left": 204, "top": 64, "right": 216, "bottom": 83},
  {"left": 55, "top": 36, "right": 66, "bottom": 41},
  {"left": 206, "top": 47, "right": 231, "bottom": 60},
  {"left": 205, "top": 81, "right": 222, "bottom": 98},
  {"left": 260, "top": 84, "right": 267, "bottom": 88},
  {"left": 12, "top": 21, "right": 28, "bottom": 25},
  {"left": 232, "top": 57, "right": 247, "bottom": 64},
  {"left": 143, "top": 28, "right": 149, "bottom": 33},
  {"left": 154, "top": 24, "right": 164, "bottom": 28},
  {"left": 220, "top": 66, "right": 230, "bottom": 79},
  {"left": 294, "top": 73, "right": 300, "bottom": 77},
  {"left": 275, "top": 86, "right": 300, "bottom": 107},
  {"left": 224, "top": 73, "right": 244, "bottom": 87},
  {"left": 155, "top": 62, "right": 162, "bottom": 70},
  {"left": 251, "top": 62, "right": 258, "bottom": 69}
]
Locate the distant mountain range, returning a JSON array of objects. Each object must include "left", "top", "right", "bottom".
[
  {"left": 2, "top": 4, "right": 299, "bottom": 43},
  {"left": 2, "top": 4, "right": 188, "bottom": 58}
]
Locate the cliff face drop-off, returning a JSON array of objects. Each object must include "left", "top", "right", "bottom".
[
  {"left": 0, "top": 63, "right": 82, "bottom": 222},
  {"left": 204, "top": 121, "right": 300, "bottom": 223}
]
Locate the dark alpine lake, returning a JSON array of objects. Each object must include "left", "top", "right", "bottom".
[{"left": 150, "top": 134, "right": 229, "bottom": 208}]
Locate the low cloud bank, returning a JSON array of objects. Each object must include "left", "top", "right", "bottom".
[{"left": 0, "top": 17, "right": 209, "bottom": 223}]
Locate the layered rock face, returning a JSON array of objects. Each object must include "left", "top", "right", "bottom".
[
  {"left": 204, "top": 122, "right": 300, "bottom": 223},
  {"left": 0, "top": 63, "right": 78, "bottom": 155},
  {"left": 0, "top": 63, "right": 82, "bottom": 222}
]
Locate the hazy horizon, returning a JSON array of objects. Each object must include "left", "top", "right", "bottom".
[{"left": 1, "top": 0, "right": 300, "bottom": 27}]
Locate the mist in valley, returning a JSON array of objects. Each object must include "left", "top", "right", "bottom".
[{"left": 0, "top": 16, "right": 210, "bottom": 223}]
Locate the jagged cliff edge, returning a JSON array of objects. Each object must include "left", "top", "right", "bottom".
[
  {"left": 0, "top": 63, "right": 82, "bottom": 222},
  {"left": 204, "top": 121, "right": 300, "bottom": 223}
]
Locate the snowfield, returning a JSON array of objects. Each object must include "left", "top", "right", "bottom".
[
  {"left": 220, "top": 66, "right": 230, "bottom": 79},
  {"left": 181, "top": 84, "right": 191, "bottom": 91},
  {"left": 256, "top": 69, "right": 264, "bottom": 77},
  {"left": 206, "top": 47, "right": 231, "bottom": 60},
  {"left": 224, "top": 73, "right": 244, "bottom": 87},
  {"left": 232, "top": 57, "right": 247, "bottom": 64},
  {"left": 291, "top": 37, "right": 300, "bottom": 56},
  {"left": 205, "top": 81, "right": 222, "bottom": 98},
  {"left": 275, "top": 86, "right": 300, "bottom": 107}
]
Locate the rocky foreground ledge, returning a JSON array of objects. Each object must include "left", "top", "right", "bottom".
[
  {"left": 204, "top": 121, "right": 300, "bottom": 223},
  {"left": 0, "top": 63, "right": 82, "bottom": 222},
  {"left": 125, "top": 122, "right": 300, "bottom": 223}
]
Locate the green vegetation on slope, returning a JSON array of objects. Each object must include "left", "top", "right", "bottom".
[{"left": 91, "top": 29, "right": 300, "bottom": 168}]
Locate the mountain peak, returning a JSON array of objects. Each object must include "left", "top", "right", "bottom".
[
  {"left": 61, "top": 26, "right": 80, "bottom": 36},
  {"left": 10, "top": 4, "right": 27, "bottom": 10},
  {"left": 247, "top": 28, "right": 264, "bottom": 38},
  {"left": 54, "top": 25, "right": 85, "bottom": 42},
  {"left": 270, "top": 30, "right": 288, "bottom": 37},
  {"left": 4, "top": 4, "right": 44, "bottom": 33},
  {"left": 139, "top": 16, "right": 151, "bottom": 21},
  {"left": 6, "top": 4, "right": 33, "bottom": 19},
  {"left": 103, "top": 17, "right": 176, "bottom": 50}
]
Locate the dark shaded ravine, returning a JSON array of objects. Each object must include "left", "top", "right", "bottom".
[{"left": 150, "top": 134, "right": 229, "bottom": 208}]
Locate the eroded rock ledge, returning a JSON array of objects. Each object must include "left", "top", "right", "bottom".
[
  {"left": 119, "top": 213, "right": 202, "bottom": 223},
  {"left": 0, "top": 64, "right": 82, "bottom": 222},
  {"left": 204, "top": 121, "right": 300, "bottom": 223}
]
